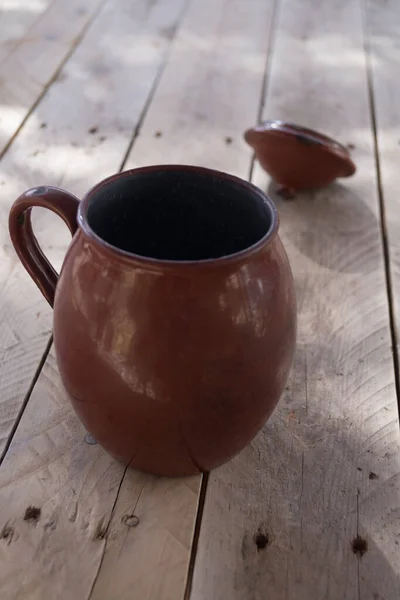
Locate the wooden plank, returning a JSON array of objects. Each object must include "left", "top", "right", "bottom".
[
  {"left": 124, "top": 0, "right": 273, "bottom": 176},
  {"left": 0, "top": 0, "right": 106, "bottom": 156},
  {"left": 365, "top": 1, "right": 400, "bottom": 363},
  {"left": 0, "top": 0, "right": 188, "bottom": 454},
  {"left": 363, "top": 6, "right": 400, "bottom": 598},
  {"left": 190, "top": 0, "right": 400, "bottom": 599},
  {"left": 0, "top": 0, "right": 199, "bottom": 594},
  {"left": 0, "top": 350, "right": 128, "bottom": 599},
  {"left": 0, "top": 0, "right": 53, "bottom": 65}
]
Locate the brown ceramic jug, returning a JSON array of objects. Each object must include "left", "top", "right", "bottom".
[{"left": 9, "top": 166, "right": 296, "bottom": 477}]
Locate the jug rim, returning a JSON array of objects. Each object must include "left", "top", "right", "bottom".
[{"left": 77, "top": 165, "right": 279, "bottom": 268}]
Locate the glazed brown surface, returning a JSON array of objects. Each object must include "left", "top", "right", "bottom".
[
  {"left": 244, "top": 120, "right": 356, "bottom": 193},
  {"left": 9, "top": 166, "right": 296, "bottom": 476}
]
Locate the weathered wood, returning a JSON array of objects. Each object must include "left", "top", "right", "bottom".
[
  {"left": 0, "top": 0, "right": 53, "bottom": 65},
  {"left": 0, "top": 350, "right": 127, "bottom": 599},
  {"left": 0, "top": 0, "right": 189, "bottom": 457},
  {"left": 190, "top": 0, "right": 400, "bottom": 599},
  {"left": 125, "top": 0, "right": 273, "bottom": 176},
  {"left": 365, "top": 0, "right": 400, "bottom": 361},
  {"left": 0, "top": 347, "right": 200, "bottom": 599},
  {"left": 0, "top": 0, "right": 277, "bottom": 598},
  {"left": 362, "top": 6, "right": 400, "bottom": 597},
  {"left": 0, "top": 0, "right": 106, "bottom": 156}
]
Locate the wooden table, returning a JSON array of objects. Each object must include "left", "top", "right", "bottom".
[{"left": 1, "top": 0, "right": 399, "bottom": 598}]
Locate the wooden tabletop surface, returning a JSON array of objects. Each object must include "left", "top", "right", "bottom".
[{"left": 1, "top": 0, "right": 400, "bottom": 598}]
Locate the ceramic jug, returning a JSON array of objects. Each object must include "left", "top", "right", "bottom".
[{"left": 9, "top": 165, "right": 296, "bottom": 476}]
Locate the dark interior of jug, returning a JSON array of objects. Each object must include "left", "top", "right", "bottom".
[{"left": 86, "top": 168, "right": 273, "bottom": 261}]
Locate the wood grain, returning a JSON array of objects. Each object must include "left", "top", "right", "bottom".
[
  {"left": 0, "top": 0, "right": 53, "bottom": 65},
  {"left": 0, "top": 0, "right": 106, "bottom": 156},
  {"left": 0, "top": 350, "right": 127, "bottom": 599},
  {"left": 0, "top": 0, "right": 277, "bottom": 598},
  {"left": 190, "top": 0, "right": 400, "bottom": 599},
  {"left": 0, "top": 0, "right": 188, "bottom": 454},
  {"left": 0, "top": 349, "right": 200, "bottom": 599},
  {"left": 365, "top": 0, "right": 400, "bottom": 364},
  {"left": 125, "top": 0, "right": 275, "bottom": 176}
]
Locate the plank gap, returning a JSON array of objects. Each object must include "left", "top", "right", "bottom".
[
  {"left": 183, "top": 472, "right": 209, "bottom": 600},
  {"left": 0, "top": 335, "right": 52, "bottom": 466},
  {"left": 0, "top": 0, "right": 109, "bottom": 163},
  {"left": 87, "top": 464, "right": 130, "bottom": 600},
  {"left": 118, "top": 0, "right": 192, "bottom": 173},
  {"left": 248, "top": 0, "right": 281, "bottom": 182}
]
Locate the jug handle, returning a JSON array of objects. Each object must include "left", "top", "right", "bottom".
[{"left": 9, "top": 186, "right": 80, "bottom": 307}]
